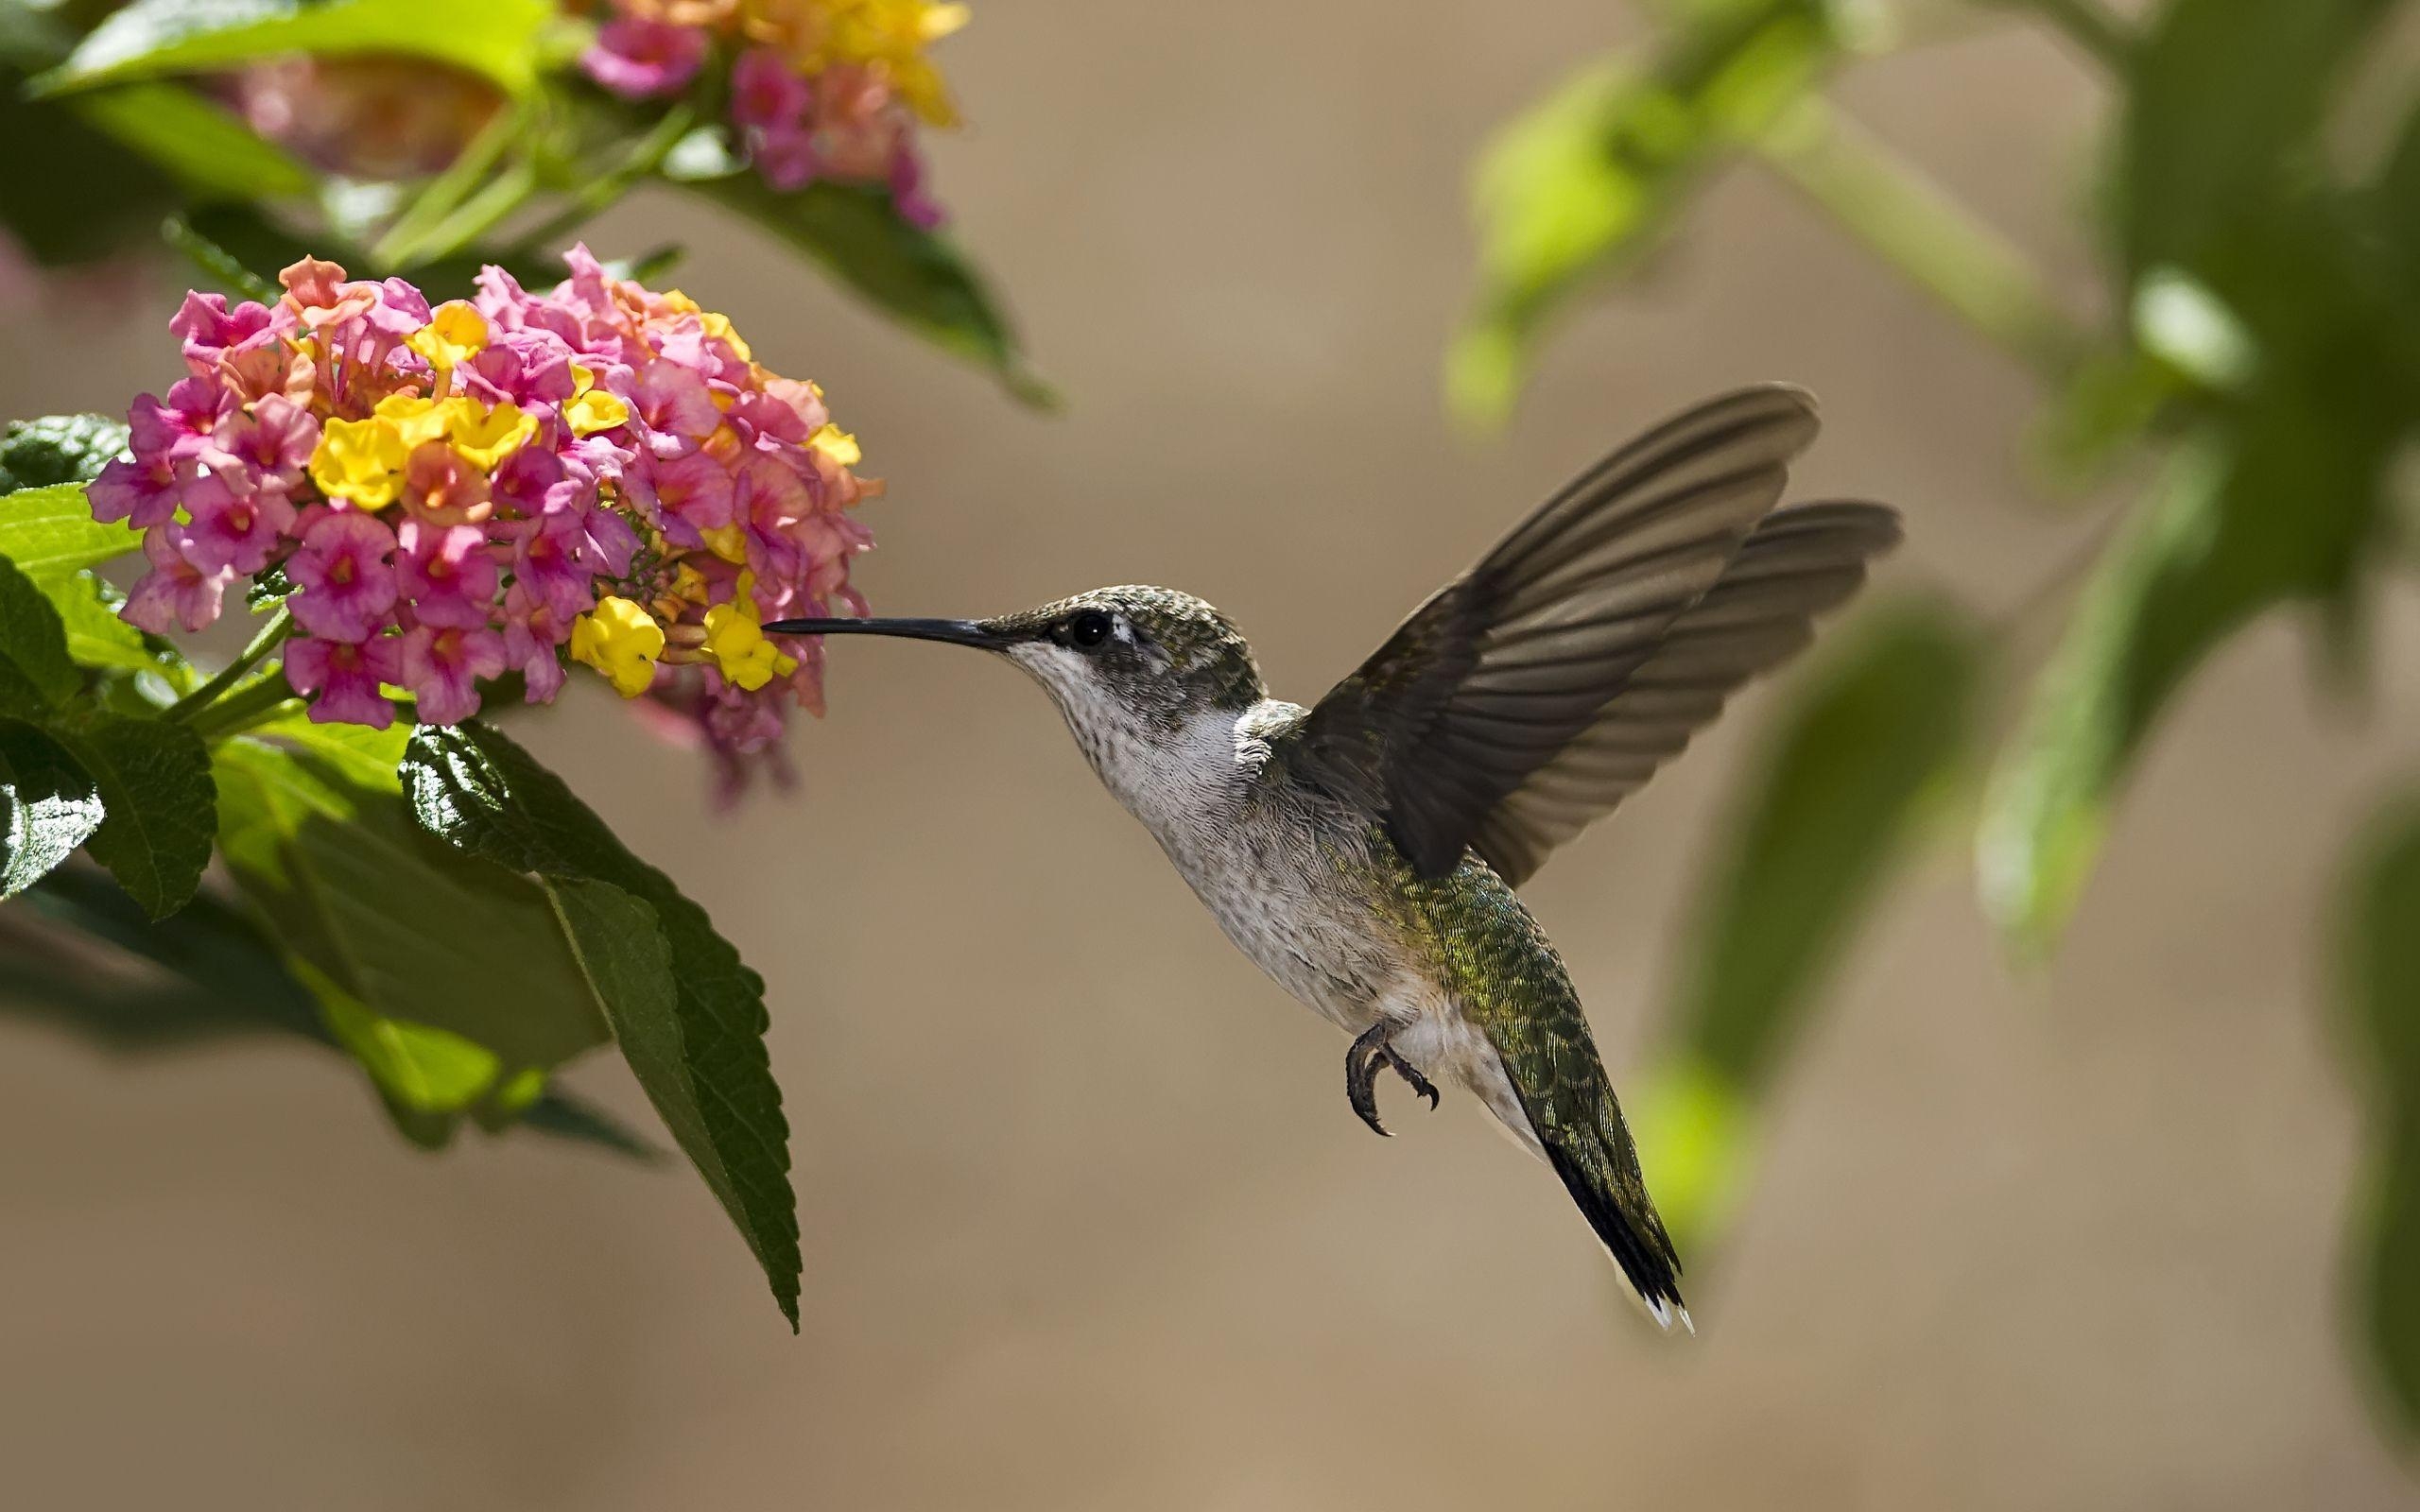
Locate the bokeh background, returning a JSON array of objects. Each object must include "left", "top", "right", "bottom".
[{"left": 7, "top": 1, "right": 2420, "bottom": 1507}]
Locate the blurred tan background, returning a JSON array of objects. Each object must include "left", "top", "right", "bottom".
[{"left": 7, "top": 2, "right": 2420, "bottom": 1507}]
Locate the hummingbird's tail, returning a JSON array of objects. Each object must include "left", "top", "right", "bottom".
[{"left": 1537, "top": 1094, "right": 1690, "bottom": 1332}]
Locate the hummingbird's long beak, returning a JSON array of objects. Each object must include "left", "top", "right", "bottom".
[{"left": 760, "top": 616, "right": 1010, "bottom": 650}]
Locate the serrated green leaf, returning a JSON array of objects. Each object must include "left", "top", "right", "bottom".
[
  {"left": 68, "top": 79, "right": 315, "bottom": 199},
  {"left": 402, "top": 720, "right": 800, "bottom": 1327},
  {"left": 41, "top": 0, "right": 554, "bottom": 98},
  {"left": 210, "top": 735, "right": 610, "bottom": 1095},
  {"left": 685, "top": 175, "right": 1051, "bottom": 407},
  {"left": 46, "top": 711, "right": 215, "bottom": 919},
  {"left": 0, "top": 413, "right": 130, "bottom": 495},
  {"left": 0, "top": 483, "right": 139, "bottom": 579},
  {"left": 0, "top": 554, "right": 77, "bottom": 712},
  {"left": 1450, "top": 2, "right": 1841, "bottom": 426},
  {"left": 0, "top": 718, "right": 104, "bottom": 899},
  {"left": 1632, "top": 599, "right": 1981, "bottom": 1247}
]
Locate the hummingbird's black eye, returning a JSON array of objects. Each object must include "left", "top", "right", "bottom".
[{"left": 1067, "top": 610, "right": 1115, "bottom": 648}]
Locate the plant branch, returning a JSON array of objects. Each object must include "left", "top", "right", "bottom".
[
  {"left": 183, "top": 675, "right": 305, "bottom": 741},
  {"left": 510, "top": 103, "right": 700, "bottom": 257},
  {"left": 371, "top": 104, "right": 527, "bottom": 272},
  {"left": 378, "top": 158, "right": 543, "bottom": 269},
  {"left": 1754, "top": 99, "right": 2096, "bottom": 388},
  {"left": 164, "top": 605, "right": 291, "bottom": 723}
]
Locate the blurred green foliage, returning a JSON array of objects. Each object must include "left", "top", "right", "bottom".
[{"left": 1463, "top": 0, "right": 2420, "bottom": 1446}]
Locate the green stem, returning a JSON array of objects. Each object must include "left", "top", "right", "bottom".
[
  {"left": 381, "top": 158, "right": 543, "bottom": 268},
  {"left": 2001, "top": 0, "right": 2132, "bottom": 71},
  {"left": 510, "top": 103, "right": 699, "bottom": 257},
  {"left": 370, "top": 104, "right": 527, "bottom": 271},
  {"left": 1754, "top": 99, "right": 2095, "bottom": 387},
  {"left": 184, "top": 675, "right": 306, "bottom": 742},
  {"left": 164, "top": 606, "right": 292, "bottom": 723}
]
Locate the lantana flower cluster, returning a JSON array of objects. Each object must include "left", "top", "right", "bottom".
[
  {"left": 581, "top": 0, "right": 967, "bottom": 226},
  {"left": 88, "top": 247, "right": 876, "bottom": 760}
]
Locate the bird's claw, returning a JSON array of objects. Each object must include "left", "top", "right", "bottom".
[{"left": 1346, "top": 1022, "right": 1439, "bottom": 1138}]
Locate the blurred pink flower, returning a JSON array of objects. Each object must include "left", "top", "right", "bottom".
[{"left": 582, "top": 17, "right": 711, "bottom": 98}]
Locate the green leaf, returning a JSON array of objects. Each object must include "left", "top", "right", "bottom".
[
  {"left": 68, "top": 79, "right": 315, "bottom": 200},
  {"left": 0, "top": 413, "right": 130, "bottom": 495},
  {"left": 0, "top": 719, "right": 104, "bottom": 899},
  {"left": 1632, "top": 599, "right": 1981, "bottom": 1246},
  {"left": 0, "top": 68, "right": 181, "bottom": 269},
  {"left": 47, "top": 572, "right": 164, "bottom": 675},
  {"left": 1980, "top": 358, "right": 2408, "bottom": 951},
  {"left": 2118, "top": 0, "right": 2395, "bottom": 287},
  {"left": 6, "top": 862, "right": 325, "bottom": 1042},
  {"left": 403, "top": 720, "right": 800, "bottom": 1327},
  {"left": 41, "top": 0, "right": 555, "bottom": 98},
  {"left": 0, "top": 553, "right": 78, "bottom": 713},
  {"left": 47, "top": 712, "right": 215, "bottom": 919},
  {"left": 209, "top": 735, "right": 611, "bottom": 1111},
  {"left": 2334, "top": 796, "right": 2420, "bottom": 1438},
  {"left": 1, "top": 865, "right": 658, "bottom": 1158},
  {"left": 685, "top": 174, "right": 1052, "bottom": 407},
  {"left": 2355, "top": 1143, "right": 2420, "bottom": 1442},
  {"left": 0, "top": 483, "right": 140, "bottom": 579},
  {"left": 1450, "top": 1, "right": 1842, "bottom": 426}
]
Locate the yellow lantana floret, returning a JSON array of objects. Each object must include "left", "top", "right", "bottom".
[
  {"left": 406, "top": 301, "right": 488, "bottom": 370},
  {"left": 806, "top": 422, "right": 861, "bottom": 466},
  {"left": 700, "top": 310, "right": 752, "bottom": 362},
  {"left": 445, "top": 399, "right": 536, "bottom": 469},
  {"left": 570, "top": 596, "right": 666, "bottom": 697},
  {"left": 565, "top": 387, "right": 631, "bottom": 437},
  {"left": 699, "top": 524, "right": 750, "bottom": 564},
  {"left": 309, "top": 416, "right": 408, "bottom": 507},
  {"left": 701, "top": 576, "right": 799, "bottom": 693}
]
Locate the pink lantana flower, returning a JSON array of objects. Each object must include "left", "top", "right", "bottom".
[
  {"left": 286, "top": 507, "right": 399, "bottom": 641},
  {"left": 395, "top": 520, "right": 499, "bottom": 628},
  {"left": 86, "top": 449, "right": 179, "bottom": 529},
  {"left": 284, "top": 633, "right": 405, "bottom": 729},
  {"left": 397, "top": 623, "right": 506, "bottom": 725},
  {"left": 175, "top": 465, "right": 296, "bottom": 576},
  {"left": 92, "top": 248, "right": 884, "bottom": 786},
  {"left": 122, "top": 528, "right": 233, "bottom": 635}
]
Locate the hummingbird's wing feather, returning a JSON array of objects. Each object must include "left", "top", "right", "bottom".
[
  {"left": 1303, "top": 384, "right": 1894, "bottom": 883},
  {"left": 1467, "top": 500, "right": 1903, "bottom": 884}
]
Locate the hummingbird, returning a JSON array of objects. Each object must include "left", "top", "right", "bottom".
[{"left": 768, "top": 385, "right": 1899, "bottom": 1331}]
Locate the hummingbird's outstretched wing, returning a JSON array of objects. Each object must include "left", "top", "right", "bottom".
[{"left": 1301, "top": 385, "right": 1899, "bottom": 885}]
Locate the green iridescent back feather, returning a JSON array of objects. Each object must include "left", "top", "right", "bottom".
[{"left": 1371, "top": 831, "right": 1685, "bottom": 1311}]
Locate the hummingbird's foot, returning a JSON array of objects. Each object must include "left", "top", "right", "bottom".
[
  {"left": 1345, "top": 1022, "right": 1440, "bottom": 1138},
  {"left": 1383, "top": 1045, "right": 1441, "bottom": 1110}
]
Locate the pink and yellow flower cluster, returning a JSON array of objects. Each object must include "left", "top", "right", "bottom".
[
  {"left": 581, "top": 0, "right": 966, "bottom": 226},
  {"left": 89, "top": 248, "right": 876, "bottom": 744}
]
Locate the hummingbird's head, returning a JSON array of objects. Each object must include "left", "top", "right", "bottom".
[{"left": 766, "top": 585, "right": 1266, "bottom": 782}]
